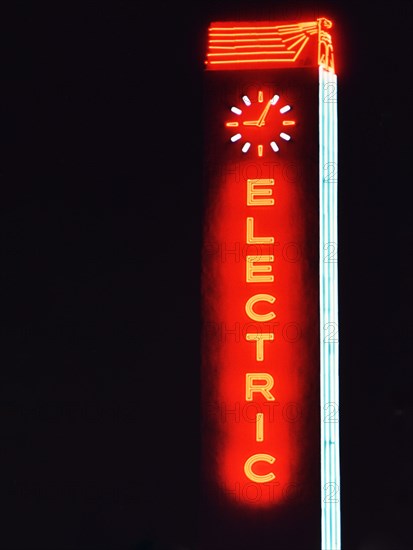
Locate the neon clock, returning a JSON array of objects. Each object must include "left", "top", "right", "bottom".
[{"left": 226, "top": 90, "right": 295, "bottom": 155}]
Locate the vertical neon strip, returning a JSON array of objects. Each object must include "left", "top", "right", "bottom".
[{"left": 319, "top": 66, "right": 341, "bottom": 550}]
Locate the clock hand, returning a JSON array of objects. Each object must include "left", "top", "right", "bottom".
[
  {"left": 241, "top": 99, "right": 273, "bottom": 126},
  {"left": 256, "top": 100, "right": 272, "bottom": 127}
]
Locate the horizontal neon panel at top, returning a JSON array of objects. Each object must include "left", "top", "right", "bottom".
[{"left": 206, "top": 19, "right": 335, "bottom": 72}]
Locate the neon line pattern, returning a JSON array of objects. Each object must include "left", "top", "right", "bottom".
[{"left": 206, "top": 18, "right": 335, "bottom": 71}]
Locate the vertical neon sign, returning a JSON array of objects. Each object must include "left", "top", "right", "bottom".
[{"left": 201, "top": 18, "right": 340, "bottom": 550}]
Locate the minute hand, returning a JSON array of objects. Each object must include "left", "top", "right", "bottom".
[{"left": 256, "top": 100, "right": 272, "bottom": 127}]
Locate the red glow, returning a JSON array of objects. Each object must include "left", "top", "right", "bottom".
[
  {"left": 202, "top": 73, "right": 320, "bottom": 503},
  {"left": 202, "top": 43, "right": 321, "bottom": 522},
  {"left": 206, "top": 167, "right": 313, "bottom": 506}
]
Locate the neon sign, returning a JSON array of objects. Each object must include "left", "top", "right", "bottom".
[{"left": 201, "top": 17, "right": 340, "bottom": 550}]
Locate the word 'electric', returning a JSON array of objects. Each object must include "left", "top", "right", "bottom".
[{"left": 244, "top": 177, "right": 277, "bottom": 483}]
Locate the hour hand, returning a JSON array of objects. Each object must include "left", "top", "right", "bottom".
[{"left": 242, "top": 120, "right": 260, "bottom": 126}]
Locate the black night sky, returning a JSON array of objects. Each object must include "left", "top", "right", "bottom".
[{"left": 2, "top": 1, "right": 412, "bottom": 549}]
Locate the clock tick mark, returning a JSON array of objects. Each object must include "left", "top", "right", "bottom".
[{"left": 280, "top": 105, "right": 291, "bottom": 114}]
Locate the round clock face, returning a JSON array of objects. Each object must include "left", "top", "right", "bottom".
[{"left": 225, "top": 89, "right": 296, "bottom": 156}]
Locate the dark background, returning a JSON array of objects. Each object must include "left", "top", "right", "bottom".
[{"left": 2, "top": 1, "right": 412, "bottom": 549}]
